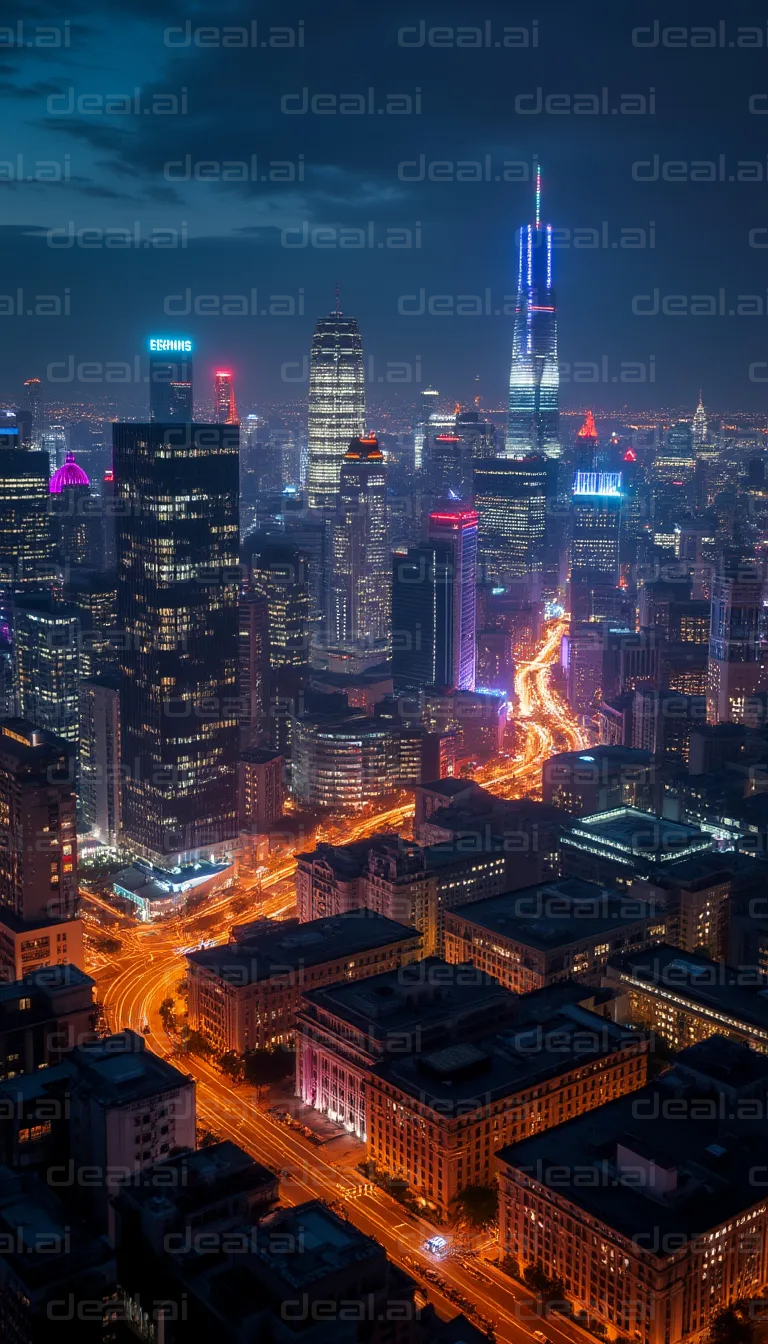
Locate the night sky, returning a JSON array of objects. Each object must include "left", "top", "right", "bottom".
[{"left": 4, "top": 0, "right": 768, "bottom": 413}]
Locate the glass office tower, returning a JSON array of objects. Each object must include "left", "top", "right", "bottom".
[
  {"left": 506, "top": 169, "right": 560, "bottom": 460},
  {"left": 114, "top": 421, "right": 239, "bottom": 865},
  {"left": 307, "top": 309, "right": 365, "bottom": 508}
]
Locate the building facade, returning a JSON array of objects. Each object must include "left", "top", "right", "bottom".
[
  {"left": 506, "top": 170, "right": 560, "bottom": 459},
  {"left": 307, "top": 310, "right": 365, "bottom": 508}
]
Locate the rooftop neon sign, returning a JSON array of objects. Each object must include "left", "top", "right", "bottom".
[
  {"left": 149, "top": 337, "right": 193, "bottom": 353},
  {"left": 573, "top": 471, "right": 623, "bottom": 498}
]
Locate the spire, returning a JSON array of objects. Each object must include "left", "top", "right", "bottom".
[
  {"left": 535, "top": 163, "right": 541, "bottom": 229},
  {"left": 577, "top": 409, "right": 597, "bottom": 440},
  {"left": 334, "top": 282, "right": 340, "bottom": 315}
]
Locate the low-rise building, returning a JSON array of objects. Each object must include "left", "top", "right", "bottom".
[
  {"left": 444, "top": 878, "right": 665, "bottom": 993},
  {"left": 0, "top": 964, "right": 94, "bottom": 1080},
  {"left": 606, "top": 943, "right": 768, "bottom": 1053},
  {"left": 561, "top": 806, "right": 713, "bottom": 889},
  {"left": 295, "top": 957, "right": 516, "bottom": 1139},
  {"left": 366, "top": 987, "right": 647, "bottom": 1213},
  {"left": 542, "top": 746, "right": 656, "bottom": 816},
  {"left": 496, "top": 1040, "right": 768, "bottom": 1344},
  {"left": 0, "top": 907, "right": 85, "bottom": 979},
  {"left": 186, "top": 910, "right": 422, "bottom": 1054}
]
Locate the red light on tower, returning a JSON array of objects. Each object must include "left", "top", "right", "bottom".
[
  {"left": 214, "top": 369, "right": 238, "bottom": 424},
  {"left": 577, "top": 409, "right": 598, "bottom": 440},
  {"left": 623, "top": 447, "right": 637, "bottom": 463}
]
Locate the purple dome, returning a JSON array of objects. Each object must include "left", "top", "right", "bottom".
[{"left": 49, "top": 453, "right": 90, "bottom": 493}]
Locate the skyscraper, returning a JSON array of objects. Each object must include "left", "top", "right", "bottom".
[
  {"left": 0, "top": 450, "right": 54, "bottom": 593},
  {"left": 13, "top": 595, "right": 81, "bottom": 744},
  {"left": 427, "top": 508, "right": 478, "bottom": 690},
  {"left": 214, "top": 369, "right": 238, "bottom": 424},
  {"left": 0, "top": 719, "right": 78, "bottom": 924},
  {"left": 79, "top": 677, "right": 122, "bottom": 847},
  {"left": 473, "top": 456, "right": 548, "bottom": 581},
  {"left": 148, "top": 336, "right": 194, "bottom": 421},
  {"left": 23, "top": 378, "right": 43, "bottom": 448},
  {"left": 48, "top": 453, "right": 97, "bottom": 569},
  {"left": 693, "top": 391, "right": 708, "bottom": 447},
  {"left": 506, "top": 168, "right": 560, "bottom": 460},
  {"left": 114, "top": 422, "right": 239, "bottom": 864},
  {"left": 307, "top": 306, "right": 365, "bottom": 508},
  {"left": 330, "top": 435, "right": 390, "bottom": 655},
  {"left": 707, "top": 557, "right": 767, "bottom": 724},
  {"left": 569, "top": 471, "right": 622, "bottom": 621},
  {"left": 392, "top": 542, "right": 454, "bottom": 693}
]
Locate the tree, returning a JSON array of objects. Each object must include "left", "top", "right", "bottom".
[
  {"left": 449, "top": 1184, "right": 498, "bottom": 1230},
  {"left": 709, "top": 1305, "right": 753, "bottom": 1344},
  {"left": 179, "top": 1026, "right": 212, "bottom": 1057},
  {"left": 523, "top": 1262, "right": 566, "bottom": 1303},
  {"left": 220, "top": 1051, "right": 246, "bottom": 1083},
  {"left": 243, "top": 1047, "right": 295, "bottom": 1086},
  {"left": 158, "top": 997, "right": 176, "bottom": 1033}
]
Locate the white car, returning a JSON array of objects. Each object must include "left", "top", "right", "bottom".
[{"left": 533, "top": 1332, "right": 548, "bottom": 1343}]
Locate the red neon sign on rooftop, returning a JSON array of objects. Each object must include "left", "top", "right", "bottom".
[{"left": 430, "top": 510, "right": 479, "bottom": 526}]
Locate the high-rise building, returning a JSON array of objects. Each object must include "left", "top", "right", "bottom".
[
  {"left": 148, "top": 336, "right": 193, "bottom": 421},
  {"left": 330, "top": 435, "right": 390, "bottom": 655},
  {"left": 238, "top": 747, "right": 284, "bottom": 830},
  {"left": 214, "top": 369, "right": 238, "bottom": 424},
  {"left": 572, "top": 408, "right": 598, "bottom": 472},
  {"left": 102, "top": 467, "right": 116, "bottom": 570},
  {"left": 12, "top": 596, "right": 81, "bottom": 744},
  {"left": 48, "top": 453, "right": 96, "bottom": 569},
  {"left": 693, "top": 390, "right": 708, "bottom": 447},
  {"left": 114, "top": 422, "right": 239, "bottom": 865},
  {"left": 569, "top": 471, "right": 622, "bottom": 621},
  {"left": 79, "top": 677, "right": 122, "bottom": 847},
  {"left": 22, "top": 379, "right": 43, "bottom": 447},
  {"left": 506, "top": 168, "right": 560, "bottom": 459},
  {"left": 473, "top": 455, "right": 547, "bottom": 581},
  {"left": 248, "top": 537, "right": 313, "bottom": 669},
  {"left": 237, "top": 590, "right": 270, "bottom": 748},
  {"left": 707, "top": 557, "right": 767, "bottom": 724},
  {"left": 0, "top": 450, "right": 54, "bottom": 593},
  {"left": 428, "top": 509, "right": 478, "bottom": 690},
  {"left": 391, "top": 542, "right": 454, "bottom": 694},
  {"left": 64, "top": 569, "right": 118, "bottom": 680},
  {"left": 413, "top": 386, "right": 441, "bottom": 471},
  {"left": 307, "top": 307, "right": 365, "bottom": 508},
  {"left": 41, "top": 423, "right": 68, "bottom": 472},
  {"left": 0, "top": 720, "right": 78, "bottom": 924}
]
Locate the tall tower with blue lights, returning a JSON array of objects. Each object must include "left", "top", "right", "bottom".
[{"left": 506, "top": 167, "right": 560, "bottom": 460}]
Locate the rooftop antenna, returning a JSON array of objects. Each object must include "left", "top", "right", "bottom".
[
  {"left": 334, "top": 282, "right": 341, "bottom": 315},
  {"left": 535, "top": 163, "right": 541, "bottom": 230}
]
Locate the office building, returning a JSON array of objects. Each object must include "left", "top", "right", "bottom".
[
  {"left": 0, "top": 720, "right": 78, "bottom": 926},
  {"left": 473, "top": 455, "right": 548, "bottom": 581},
  {"left": 707, "top": 558, "right": 767, "bottom": 724},
  {"left": 213, "top": 368, "right": 237, "bottom": 423},
  {"left": 247, "top": 535, "right": 314, "bottom": 670},
  {"left": 693, "top": 390, "right": 708, "bottom": 446},
  {"left": 330, "top": 435, "right": 390, "bottom": 655},
  {"left": 114, "top": 422, "right": 239, "bottom": 866},
  {"left": 631, "top": 851, "right": 757, "bottom": 961},
  {"left": 569, "top": 472, "right": 622, "bottom": 620},
  {"left": 79, "top": 677, "right": 121, "bottom": 847},
  {"left": 391, "top": 540, "right": 454, "bottom": 694},
  {"left": 607, "top": 943, "right": 768, "bottom": 1052},
  {"left": 632, "top": 687, "right": 707, "bottom": 763},
  {"left": 367, "top": 983, "right": 647, "bottom": 1212},
  {"left": 427, "top": 508, "right": 477, "bottom": 690},
  {"left": 542, "top": 745, "right": 656, "bottom": 815},
  {"left": 290, "top": 712, "right": 399, "bottom": 811},
  {"left": 0, "top": 963, "right": 94, "bottom": 1080},
  {"left": 561, "top": 622, "right": 603, "bottom": 714},
  {"left": 497, "top": 1040, "right": 768, "bottom": 1344},
  {"left": 12, "top": 596, "right": 81, "bottom": 745},
  {"left": 307, "top": 307, "right": 365, "bottom": 508},
  {"left": 22, "top": 378, "right": 43, "bottom": 445},
  {"left": 0, "top": 449, "right": 54, "bottom": 592},
  {"left": 186, "top": 910, "right": 421, "bottom": 1053},
  {"left": 64, "top": 569, "right": 118, "bottom": 680},
  {"left": 507, "top": 168, "right": 560, "bottom": 459},
  {"left": 148, "top": 335, "right": 193, "bottom": 420},
  {"left": 48, "top": 452, "right": 98, "bottom": 569},
  {"left": 444, "top": 878, "right": 662, "bottom": 994},
  {"left": 561, "top": 806, "right": 713, "bottom": 889},
  {"left": 238, "top": 747, "right": 283, "bottom": 830},
  {"left": 296, "top": 957, "right": 515, "bottom": 1140},
  {"left": 237, "top": 590, "right": 270, "bottom": 748}
]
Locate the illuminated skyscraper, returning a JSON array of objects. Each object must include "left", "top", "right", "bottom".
[
  {"left": 148, "top": 337, "right": 194, "bottom": 421},
  {"left": 114, "top": 422, "right": 239, "bottom": 865},
  {"left": 473, "top": 455, "right": 548, "bottom": 581},
  {"left": 693, "top": 391, "right": 708, "bottom": 447},
  {"left": 707, "top": 557, "right": 767, "bottom": 724},
  {"left": 413, "top": 386, "right": 440, "bottom": 471},
  {"left": 214, "top": 369, "right": 238, "bottom": 424},
  {"left": 331, "top": 435, "right": 390, "bottom": 655},
  {"left": 427, "top": 508, "right": 478, "bottom": 690},
  {"left": 307, "top": 305, "right": 365, "bottom": 509},
  {"left": 12, "top": 595, "right": 81, "bottom": 744},
  {"left": 392, "top": 542, "right": 454, "bottom": 694},
  {"left": 569, "top": 472, "right": 622, "bottom": 621},
  {"left": 0, "top": 450, "right": 54, "bottom": 592},
  {"left": 506, "top": 168, "right": 560, "bottom": 460}
]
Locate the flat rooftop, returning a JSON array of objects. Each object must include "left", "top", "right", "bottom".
[
  {"left": 497, "top": 1063, "right": 768, "bottom": 1243},
  {"left": 72, "top": 1030, "right": 193, "bottom": 1105},
  {"left": 448, "top": 878, "right": 652, "bottom": 950},
  {"left": 608, "top": 944, "right": 768, "bottom": 1038},
  {"left": 250, "top": 1200, "right": 382, "bottom": 1290},
  {"left": 299, "top": 957, "right": 515, "bottom": 1042},
  {"left": 188, "top": 910, "right": 420, "bottom": 986},
  {"left": 117, "top": 1141, "right": 277, "bottom": 1212},
  {"left": 379, "top": 1001, "right": 641, "bottom": 1111},
  {"left": 564, "top": 807, "right": 713, "bottom": 867}
]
